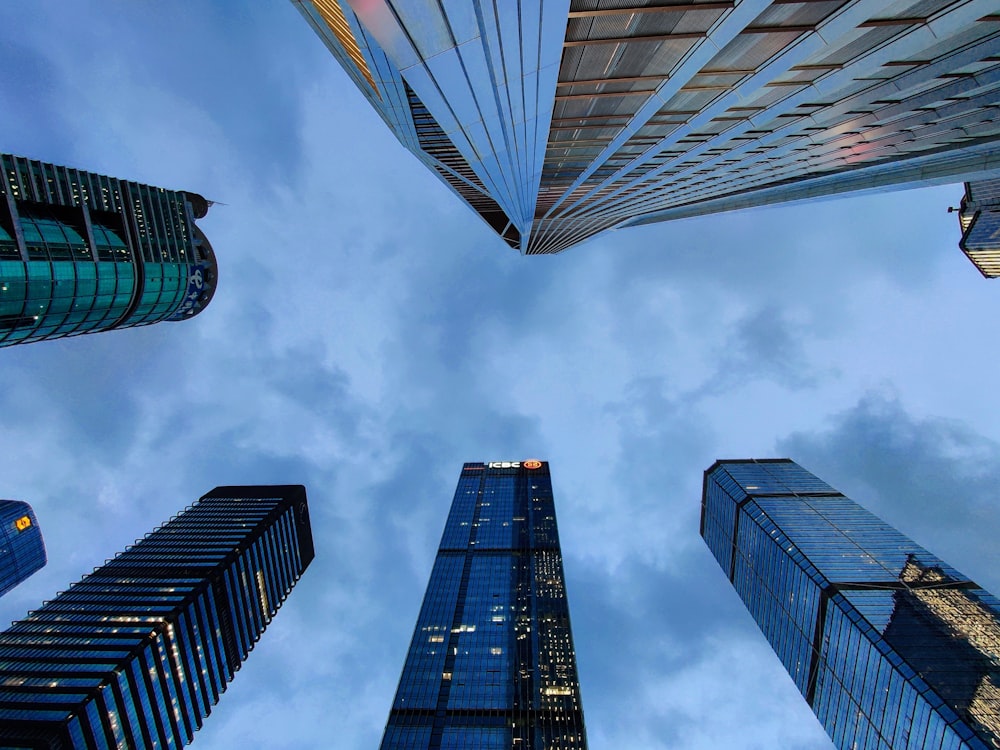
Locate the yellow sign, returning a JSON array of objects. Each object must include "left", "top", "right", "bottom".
[
  {"left": 523, "top": 459, "right": 542, "bottom": 470},
  {"left": 14, "top": 515, "right": 31, "bottom": 532}
]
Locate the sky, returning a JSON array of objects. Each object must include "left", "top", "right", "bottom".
[{"left": 1, "top": 2, "right": 999, "bottom": 748}]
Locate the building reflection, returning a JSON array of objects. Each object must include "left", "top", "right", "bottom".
[{"left": 886, "top": 557, "right": 1000, "bottom": 746}]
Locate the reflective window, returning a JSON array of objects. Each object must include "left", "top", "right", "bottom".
[
  {"left": 703, "top": 460, "right": 1000, "bottom": 749},
  {"left": 382, "top": 463, "right": 586, "bottom": 748}
]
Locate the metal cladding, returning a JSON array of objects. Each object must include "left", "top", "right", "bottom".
[
  {"left": 702, "top": 459, "right": 1000, "bottom": 750},
  {"left": 0, "top": 486, "right": 313, "bottom": 748},
  {"left": 0, "top": 154, "right": 218, "bottom": 346},
  {"left": 380, "top": 461, "right": 588, "bottom": 749},
  {"left": 295, "top": 0, "right": 1000, "bottom": 254}
]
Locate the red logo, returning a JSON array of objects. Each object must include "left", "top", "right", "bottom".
[{"left": 523, "top": 459, "right": 542, "bottom": 470}]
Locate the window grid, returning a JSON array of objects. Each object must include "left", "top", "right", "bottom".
[
  {"left": 382, "top": 462, "right": 587, "bottom": 749},
  {"left": 703, "top": 459, "right": 1000, "bottom": 749},
  {"left": 0, "top": 487, "right": 313, "bottom": 748}
]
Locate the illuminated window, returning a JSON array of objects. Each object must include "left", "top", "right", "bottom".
[{"left": 312, "top": 0, "right": 380, "bottom": 98}]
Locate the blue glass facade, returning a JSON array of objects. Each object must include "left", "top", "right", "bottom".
[
  {"left": 702, "top": 459, "right": 1000, "bottom": 750},
  {"left": 0, "top": 485, "right": 314, "bottom": 748},
  {"left": 295, "top": 1, "right": 1000, "bottom": 255},
  {"left": 0, "top": 500, "right": 46, "bottom": 597},
  {"left": 381, "top": 461, "right": 587, "bottom": 749},
  {"left": 0, "top": 154, "right": 217, "bottom": 347}
]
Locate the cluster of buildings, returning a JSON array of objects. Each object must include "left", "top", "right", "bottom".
[
  {"left": 1, "top": 0, "right": 998, "bottom": 748},
  {"left": 4, "top": 461, "right": 997, "bottom": 749}
]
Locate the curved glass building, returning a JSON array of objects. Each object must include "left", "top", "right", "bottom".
[
  {"left": 0, "top": 499, "right": 46, "bottom": 597},
  {"left": 0, "top": 154, "right": 217, "bottom": 347}
]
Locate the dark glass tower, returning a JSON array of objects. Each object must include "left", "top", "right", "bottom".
[
  {"left": 0, "top": 485, "right": 314, "bottom": 748},
  {"left": 0, "top": 499, "right": 46, "bottom": 597},
  {"left": 702, "top": 459, "right": 1000, "bottom": 750},
  {"left": 381, "top": 460, "right": 587, "bottom": 749},
  {"left": 0, "top": 153, "right": 217, "bottom": 347}
]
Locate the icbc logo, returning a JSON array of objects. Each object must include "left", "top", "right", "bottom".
[{"left": 485, "top": 459, "right": 544, "bottom": 469}]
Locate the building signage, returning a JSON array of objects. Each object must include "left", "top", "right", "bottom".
[
  {"left": 168, "top": 264, "right": 207, "bottom": 320},
  {"left": 485, "top": 460, "right": 543, "bottom": 469},
  {"left": 14, "top": 515, "right": 31, "bottom": 532}
]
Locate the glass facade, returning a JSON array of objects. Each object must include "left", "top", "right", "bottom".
[
  {"left": 0, "top": 500, "right": 46, "bottom": 597},
  {"left": 0, "top": 485, "right": 314, "bottom": 748},
  {"left": 0, "top": 154, "right": 218, "bottom": 347},
  {"left": 702, "top": 459, "right": 1000, "bottom": 750},
  {"left": 956, "top": 179, "right": 1000, "bottom": 278},
  {"left": 295, "top": 0, "right": 1000, "bottom": 255},
  {"left": 381, "top": 461, "right": 587, "bottom": 749}
]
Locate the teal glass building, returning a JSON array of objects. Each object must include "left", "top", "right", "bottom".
[
  {"left": 381, "top": 461, "right": 587, "bottom": 749},
  {"left": 702, "top": 459, "right": 1000, "bottom": 749},
  {"left": 0, "top": 154, "right": 217, "bottom": 347},
  {"left": 0, "top": 485, "right": 314, "bottom": 748},
  {"left": 294, "top": 0, "right": 1000, "bottom": 255},
  {"left": 0, "top": 499, "right": 45, "bottom": 597}
]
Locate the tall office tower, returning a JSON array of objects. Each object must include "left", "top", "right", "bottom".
[
  {"left": 955, "top": 179, "right": 1000, "bottom": 278},
  {"left": 293, "top": 1, "right": 1000, "bottom": 255},
  {"left": 0, "top": 499, "right": 46, "bottom": 597},
  {"left": 0, "top": 485, "right": 314, "bottom": 748},
  {"left": 381, "top": 460, "right": 587, "bottom": 749},
  {"left": 702, "top": 459, "right": 1000, "bottom": 750},
  {"left": 0, "top": 153, "right": 217, "bottom": 347}
]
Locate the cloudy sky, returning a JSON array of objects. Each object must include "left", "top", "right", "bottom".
[{"left": 2, "top": 3, "right": 999, "bottom": 748}]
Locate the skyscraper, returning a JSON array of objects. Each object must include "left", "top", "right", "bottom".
[
  {"left": 294, "top": 1, "right": 1000, "bottom": 254},
  {"left": 702, "top": 458, "right": 1000, "bottom": 750},
  {"left": 381, "top": 460, "right": 587, "bottom": 749},
  {"left": 0, "top": 485, "right": 314, "bottom": 748},
  {"left": 955, "top": 178, "right": 1000, "bottom": 278},
  {"left": 0, "top": 499, "right": 46, "bottom": 597},
  {"left": 0, "top": 153, "right": 217, "bottom": 347}
]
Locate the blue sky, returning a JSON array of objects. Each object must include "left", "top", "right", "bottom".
[{"left": 1, "top": 2, "right": 999, "bottom": 748}]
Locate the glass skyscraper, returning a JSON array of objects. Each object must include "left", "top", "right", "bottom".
[
  {"left": 294, "top": 0, "right": 1000, "bottom": 254},
  {"left": 381, "top": 460, "right": 587, "bottom": 749},
  {"left": 702, "top": 458, "right": 1000, "bottom": 750},
  {"left": 0, "top": 485, "right": 314, "bottom": 748},
  {"left": 955, "top": 178, "right": 1000, "bottom": 278},
  {"left": 0, "top": 499, "right": 46, "bottom": 597},
  {"left": 0, "top": 153, "right": 217, "bottom": 347}
]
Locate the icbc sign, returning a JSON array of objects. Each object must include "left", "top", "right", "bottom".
[{"left": 485, "top": 460, "right": 543, "bottom": 469}]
